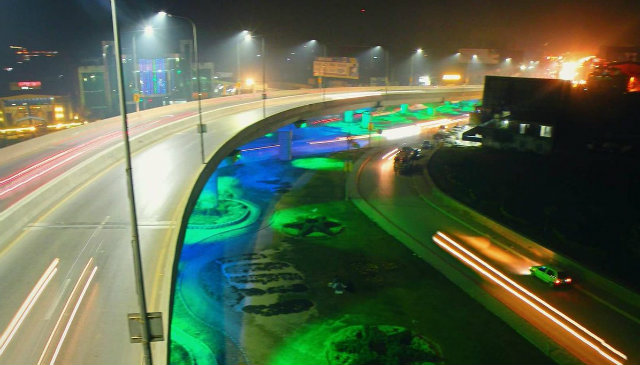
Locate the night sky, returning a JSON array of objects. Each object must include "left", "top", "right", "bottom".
[{"left": 2, "top": 0, "right": 640, "bottom": 71}]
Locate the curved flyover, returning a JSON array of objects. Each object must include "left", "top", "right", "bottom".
[{"left": 0, "top": 86, "right": 481, "bottom": 365}]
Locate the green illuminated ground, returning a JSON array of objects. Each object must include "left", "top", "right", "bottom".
[
  {"left": 325, "top": 101, "right": 474, "bottom": 138},
  {"left": 170, "top": 148, "right": 552, "bottom": 364}
]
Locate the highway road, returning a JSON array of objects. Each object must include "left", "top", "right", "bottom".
[
  {"left": 352, "top": 145, "right": 640, "bottom": 365},
  {"left": 0, "top": 87, "right": 480, "bottom": 365}
]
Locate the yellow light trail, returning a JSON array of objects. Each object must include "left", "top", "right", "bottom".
[{"left": 433, "top": 232, "right": 626, "bottom": 365}]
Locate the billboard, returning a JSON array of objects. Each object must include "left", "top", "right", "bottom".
[
  {"left": 313, "top": 57, "right": 359, "bottom": 79},
  {"left": 10, "top": 81, "right": 42, "bottom": 90},
  {"left": 139, "top": 58, "right": 167, "bottom": 95}
]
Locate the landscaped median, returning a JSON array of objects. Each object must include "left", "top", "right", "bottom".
[
  {"left": 169, "top": 148, "right": 551, "bottom": 364},
  {"left": 239, "top": 150, "right": 552, "bottom": 364}
]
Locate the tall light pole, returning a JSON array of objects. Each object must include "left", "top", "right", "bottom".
[
  {"left": 261, "top": 36, "right": 266, "bottom": 119},
  {"left": 131, "top": 25, "right": 154, "bottom": 113},
  {"left": 410, "top": 48, "right": 423, "bottom": 86},
  {"left": 237, "top": 30, "right": 249, "bottom": 92},
  {"left": 245, "top": 32, "right": 267, "bottom": 119},
  {"left": 109, "top": 1, "right": 153, "bottom": 364},
  {"left": 309, "top": 40, "right": 327, "bottom": 100},
  {"left": 159, "top": 11, "right": 206, "bottom": 164}
]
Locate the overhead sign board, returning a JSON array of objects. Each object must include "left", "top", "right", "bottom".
[
  {"left": 10, "top": 81, "right": 42, "bottom": 90},
  {"left": 313, "top": 57, "right": 359, "bottom": 79}
]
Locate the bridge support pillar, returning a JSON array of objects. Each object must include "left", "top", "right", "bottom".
[{"left": 278, "top": 128, "right": 293, "bottom": 161}]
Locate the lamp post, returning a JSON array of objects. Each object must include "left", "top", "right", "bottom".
[
  {"left": 410, "top": 48, "right": 423, "bottom": 86},
  {"left": 109, "top": 1, "right": 153, "bottom": 364},
  {"left": 159, "top": 11, "right": 206, "bottom": 164},
  {"left": 245, "top": 32, "right": 267, "bottom": 119},
  {"left": 237, "top": 30, "right": 249, "bottom": 92},
  {"left": 131, "top": 25, "right": 153, "bottom": 113},
  {"left": 309, "top": 40, "right": 327, "bottom": 100}
]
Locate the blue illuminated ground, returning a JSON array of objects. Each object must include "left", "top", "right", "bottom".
[{"left": 168, "top": 100, "right": 537, "bottom": 365}]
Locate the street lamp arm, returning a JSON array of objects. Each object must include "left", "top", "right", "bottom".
[{"left": 161, "top": 12, "right": 206, "bottom": 163}]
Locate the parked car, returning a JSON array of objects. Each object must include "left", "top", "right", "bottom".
[
  {"left": 421, "top": 140, "right": 433, "bottom": 150},
  {"left": 529, "top": 265, "right": 573, "bottom": 287}
]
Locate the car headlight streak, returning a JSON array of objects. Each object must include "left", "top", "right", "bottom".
[{"left": 433, "top": 231, "right": 627, "bottom": 365}]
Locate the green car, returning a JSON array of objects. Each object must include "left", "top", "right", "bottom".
[{"left": 529, "top": 265, "right": 573, "bottom": 287}]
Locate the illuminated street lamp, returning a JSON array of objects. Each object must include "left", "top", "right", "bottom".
[
  {"left": 158, "top": 11, "right": 206, "bottom": 164},
  {"left": 409, "top": 48, "right": 423, "bottom": 86},
  {"left": 131, "top": 26, "right": 154, "bottom": 112},
  {"left": 236, "top": 30, "right": 249, "bottom": 86},
  {"left": 244, "top": 32, "right": 267, "bottom": 119},
  {"left": 108, "top": 1, "right": 153, "bottom": 364}
]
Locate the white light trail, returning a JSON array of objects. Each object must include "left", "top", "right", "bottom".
[
  {"left": 38, "top": 258, "right": 96, "bottom": 365},
  {"left": 49, "top": 265, "right": 97, "bottom": 365},
  {"left": 0, "top": 258, "right": 59, "bottom": 357},
  {"left": 436, "top": 232, "right": 626, "bottom": 360},
  {"left": 433, "top": 232, "right": 626, "bottom": 365}
]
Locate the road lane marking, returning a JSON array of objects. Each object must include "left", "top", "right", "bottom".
[
  {"left": 0, "top": 258, "right": 59, "bottom": 357},
  {"left": 434, "top": 232, "right": 627, "bottom": 365}
]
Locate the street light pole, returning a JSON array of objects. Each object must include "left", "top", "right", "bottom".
[
  {"left": 385, "top": 48, "right": 390, "bottom": 92},
  {"left": 131, "top": 35, "right": 141, "bottom": 112},
  {"left": 246, "top": 32, "right": 267, "bottom": 119},
  {"left": 261, "top": 36, "right": 266, "bottom": 119},
  {"left": 109, "top": 1, "right": 153, "bottom": 364},
  {"left": 236, "top": 38, "right": 241, "bottom": 90},
  {"left": 162, "top": 12, "right": 206, "bottom": 164},
  {"left": 409, "top": 55, "right": 414, "bottom": 86}
]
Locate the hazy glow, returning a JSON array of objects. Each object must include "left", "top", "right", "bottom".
[
  {"left": 381, "top": 125, "right": 420, "bottom": 140},
  {"left": 559, "top": 61, "right": 579, "bottom": 80}
]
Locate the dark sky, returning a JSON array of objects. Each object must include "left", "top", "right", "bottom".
[{"left": 2, "top": 0, "right": 640, "bottom": 67}]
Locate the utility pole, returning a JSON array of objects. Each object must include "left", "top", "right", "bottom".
[{"left": 261, "top": 36, "right": 266, "bottom": 119}]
